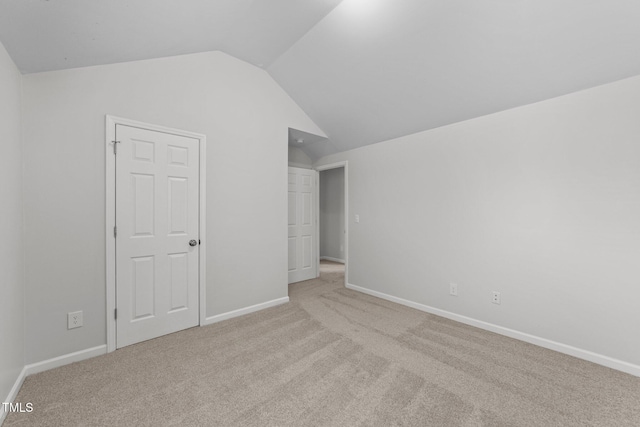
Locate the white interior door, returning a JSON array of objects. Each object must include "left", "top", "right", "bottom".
[
  {"left": 288, "top": 167, "right": 317, "bottom": 284},
  {"left": 115, "top": 124, "right": 200, "bottom": 348}
]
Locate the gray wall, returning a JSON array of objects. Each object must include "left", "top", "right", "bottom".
[
  {"left": 319, "top": 168, "right": 345, "bottom": 261},
  {"left": 288, "top": 146, "right": 313, "bottom": 168},
  {"left": 0, "top": 41, "right": 24, "bottom": 405},
  {"left": 21, "top": 51, "right": 324, "bottom": 364},
  {"left": 316, "top": 75, "right": 640, "bottom": 370}
]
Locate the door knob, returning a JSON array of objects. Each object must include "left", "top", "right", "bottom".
[{"left": 189, "top": 239, "right": 198, "bottom": 247}]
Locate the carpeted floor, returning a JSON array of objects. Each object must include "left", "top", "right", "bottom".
[{"left": 5, "top": 261, "right": 640, "bottom": 426}]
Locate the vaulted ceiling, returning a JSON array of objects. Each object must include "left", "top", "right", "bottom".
[
  {"left": 0, "top": 0, "right": 342, "bottom": 72},
  {"left": 2, "top": 0, "right": 640, "bottom": 161}
]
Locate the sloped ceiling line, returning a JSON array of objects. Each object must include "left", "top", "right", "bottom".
[{"left": 3, "top": 0, "right": 640, "bottom": 162}]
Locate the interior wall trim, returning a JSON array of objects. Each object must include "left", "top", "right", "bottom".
[
  {"left": 2, "top": 344, "right": 108, "bottom": 423},
  {"left": 346, "top": 283, "right": 640, "bottom": 378},
  {"left": 203, "top": 297, "right": 290, "bottom": 326},
  {"left": 24, "top": 345, "right": 107, "bottom": 377},
  {"left": 1, "top": 366, "right": 27, "bottom": 424}
]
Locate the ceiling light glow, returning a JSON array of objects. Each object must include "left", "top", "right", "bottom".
[{"left": 340, "top": 0, "right": 384, "bottom": 18}]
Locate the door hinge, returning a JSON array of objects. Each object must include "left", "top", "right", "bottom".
[
  {"left": 115, "top": 308, "right": 117, "bottom": 320},
  {"left": 114, "top": 226, "right": 117, "bottom": 238},
  {"left": 112, "top": 140, "right": 120, "bottom": 155}
]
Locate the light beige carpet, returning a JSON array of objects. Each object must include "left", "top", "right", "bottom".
[{"left": 5, "top": 261, "right": 640, "bottom": 426}]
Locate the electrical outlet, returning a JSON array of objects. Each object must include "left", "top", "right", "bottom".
[
  {"left": 492, "top": 291, "right": 501, "bottom": 305},
  {"left": 68, "top": 311, "right": 83, "bottom": 329},
  {"left": 450, "top": 283, "right": 458, "bottom": 296},
  {"left": 355, "top": 214, "right": 360, "bottom": 223}
]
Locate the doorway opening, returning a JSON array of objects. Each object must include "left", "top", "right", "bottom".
[{"left": 316, "top": 162, "right": 348, "bottom": 286}]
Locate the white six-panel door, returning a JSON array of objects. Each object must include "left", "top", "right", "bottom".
[
  {"left": 288, "top": 167, "right": 317, "bottom": 284},
  {"left": 115, "top": 124, "right": 200, "bottom": 348}
]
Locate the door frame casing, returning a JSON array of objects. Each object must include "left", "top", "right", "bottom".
[
  {"left": 315, "top": 161, "right": 349, "bottom": 286},
  {"left": 105, "top": 115, "right": 207, "bottom": 353}
]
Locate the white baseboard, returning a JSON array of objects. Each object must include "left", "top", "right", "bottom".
[
  {"left": 1, "top": 366, "right": 27, "bottom": 424},
  {"left": 346, "top": 283, "right": 640, "bottom": 378},
  {"left": 24, "top": 345, "right": 107, "bottom": 377},
  {"left": 2, "top": 345, "right": 106, "bottom": 424},
  {"left": 203, "top": 296, "right": 290, "bottom": 326},
  {"left": 320, "top": 256, "right": 345, "bottom": 264}
]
